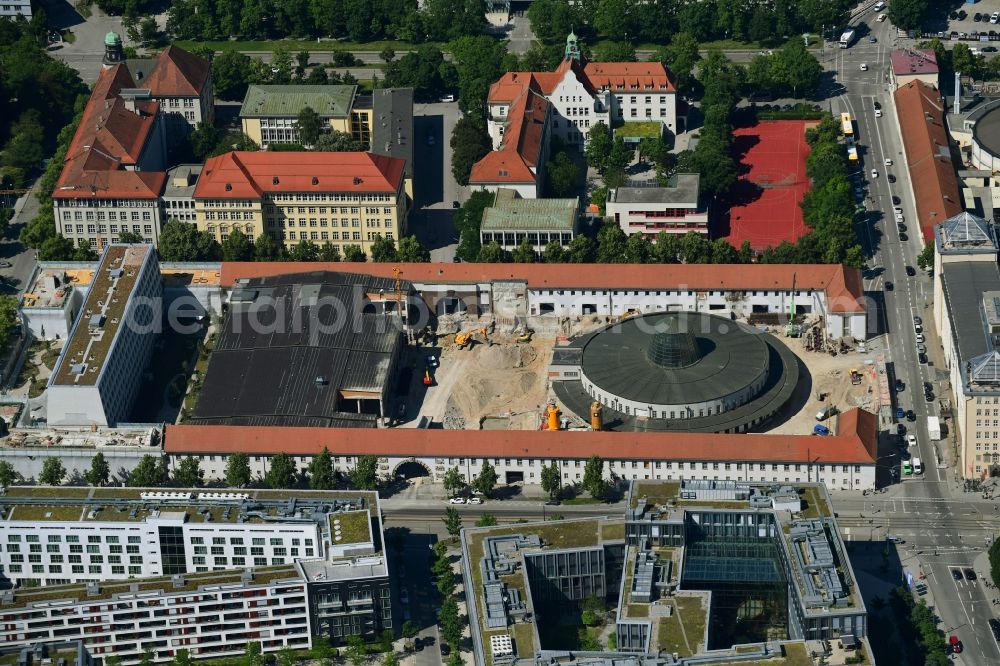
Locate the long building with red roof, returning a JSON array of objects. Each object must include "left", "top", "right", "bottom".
[
  {"left": 192, "top": 151, "right": 408, "bottom": 256},
  {"left": 894, "top": 80, "right": 962, "bottom": 243},
  {"left": 164, "top": 407, "right": 878, "bottom": 490},
  {"left": 220, "top": 260, "right": 868, "bottom": 340},
  {"left": 471, "top": 32, "right": 678, "bottom": 198}
]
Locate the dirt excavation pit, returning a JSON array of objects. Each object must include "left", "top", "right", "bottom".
[{"left": 440, "top": 338, "right": 552, "bottom": 430}]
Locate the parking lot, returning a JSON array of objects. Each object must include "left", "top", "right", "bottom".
[{"left": 930, "top": 4, "right": 1000, "bottom": 47}]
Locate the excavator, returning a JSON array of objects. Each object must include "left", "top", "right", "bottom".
[
  {"left": 516, "top": 328, "right": 534, "bottom": 343},
  {"left": 455, "top": 328, "right": 490, "bottom": 349}
]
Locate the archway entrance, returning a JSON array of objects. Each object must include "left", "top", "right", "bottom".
[{"left": 393, "top": 459, "right": 432, "bottom": 481}]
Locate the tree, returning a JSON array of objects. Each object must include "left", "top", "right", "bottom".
[
  {"left": 585, "top": 122, "right": 614, "bottom": 172},
  {"left": 593, "top": 41, "right": 636, "bottom": 63},
  {"left": 774, "top": 38, "right": 823, "bottom": 98},
  {"left": 309, "top": 447, "right": 335, "bottom": 489},
  {"left": 189, "top": 122, "right": 223, "bottom": 161},
  {"left": 651, "top": 32, "right": 700, "bottom": 92},
  {"left": 512, "top": 235, "right": 536, "bottom": 263},
  {"left": 82, "top": 451, "right": 110, "bottom": 486},
  {"left": 370, "top": 235, "right": 398, "bottom": 262},
  {"left": 402, "top": 620, "right": 419, "bottom": 639},
  {"left": 117, "top": 230, "right": 145, "bottom": 244},
  {"left": 450, "top": 36, "right": 518, "bottom": 119},
  {"left": 254, "top": 232, "right": 283, "bottom": 261},
  {"left": 343, "top": 244, "right": 366, "bottom": 262},
  {"left": 212, "top": 50, "right": 255, "bottom": 101},
  {"left": 528, "top": 0, "right": 580, "bottom": 44},
  {"left": 266, "top": 452, "right": 297, "bottom": 488},
  {"left": 221, "top": 227, "right": 252, "bottom": 261},
  {"left": 39, "top": 234, "right": 75, "bottom": 261},
  {"left": 173, "top": 650, "right": 191, "bottom": 666},
  {"left": 477, "top": 241, "right": 505, "bottom": 263},
  {"left": 624, "top": 233, "right": 653, "bottom": 263},
  {"left": 438, "top": 597, "right": 463, "bottom": 647},
  {"left": 271, "top": 44, "right": 293, "bottom": 84},
  {"left": 173, "top": 457, "right": 204, "bottom": 487},
  {"left": 582, "top": 454, "right": 606, "bottom": 500},
  {"left": 226, "top": 452, "right": 252, "bottom": 488},
  {"left": 541, "top": 462, "right": 561, "bottom": 499},
  {"left": 443, "top": 466, "right": 465, "bottom": 497},
  {"left": 380, "top": 47, "right": 396, "bottom": 63},
  {"left": 349, "top": 454, "right": 380, "bottom": 490},
  {"left": 290, "top": 239, "right": 319, "bottom": 261},
  {"left": 546, "top": 151, "right": 579, "bottom": 196},
  {"left": 596, "top": 220, "right": 627, "bottom": 263},
  {"left": 314, "top": 129, "right": 364, "bottom": 152},
  {"left": 542, "top": 240, "right": 565, "bottom": 263},
  {"left": 476, "top": 513, "right": 497, "bottom": 527},
  {"left": 381, "top": 652, "right": 399, "bottom": 666},
  {"left": 454, "top": 190, "right": 494, "bottom": 261},
  {"left": 345, "top": 635, "right": 367, "bottom": 666},
  {"left": 594, "top": 0, "right": 637, "bottom": 41},
  {"left": 436, "top": 570, "right": 457, "bottom": 597},
  {"left": 397, "top": 235, "right": 430, "bottom": 262},
  {"left": 473, "top": 460, "right": 498, "bottom": 497},
  {"left": 446, "top": 655, "right": 463, "bottom": 666},
  {"left": 138, "top": 648, "right": 154, "bottom": 666},
  {"left": 0, "top": 459, "right": 19, "bottom": 487},
  {"left": 990, "top": 536, "right": 1000, "bottom": 589},
  {"left": 888, "top": 0, "right": 929, "bottom": 32},
  {"left": 72, "top": 239, "right": 98, "bottom": 261},
  {"left": 383, "top": 45, "right": 451, "bottom": 97},
  {"left": 566, "top": 235, "right": 595, "bottom": 263},
  {"left": 296, "top": 106, "right": 324, "bottom": 147},
  {"left": 917, "top": 242, "right": 934, "bottom": 271},
  {"left": 244, "top": 641, "right": 264, "bottom": 666},
  {"left": 129, "top": 454, "right": 167, "bottom": 487},
  {"left": 451, "top": 116, "right": 492, "bottom": 186},
  {"left": 158, "top": 220, "right": 221, "bottom": 261},
  {"left": 443, "top": 506, "right": 463, "bottom": 537}
]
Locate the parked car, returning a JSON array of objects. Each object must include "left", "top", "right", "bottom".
[
  {"left": 988, "top": 618, "right": 1000, "bottom": 640},
  {"left": 440, "top": 643, "right": 451, "bottom": 656},
  {"left": 0, "top": 261, "right": 11, "bottom": 269},
  {"left": 814, "top": 424, "right": 831, "bottom": 436},
  {"left": 895, "top": 407, "right": 905, "bottom": 419},
  {"left": 468, "top": 497, "right": 482, "bottom": 505},
  {"left": 895, "top": 379, "right": 905, "bottom": 392},
  {"left": 897, "top": 423, "right": 906, "bottom": 436},
  {"left": 952, "top": 569, "right": 963, "bottom": 581},
  {"left": 964, "top": 568, "right": 977, "bottom": 581},
  {"left": 984, "top": 46, "right": 999, "bottom": 52},
  {"left": 905, "top": 265, "right": 916, "bottom": 276},
  {"left": 925, "top": 391, "right": 935, "bottom": 402},
  {"left": 915, "top": 333, "right": 925, "bottom": 343},
  {"left": 906, "top": 409, "right": 916, "bottom": 421},
  {"left": 871, "top": 169, "right": 878, "bottom": 178},
  {"left": 892, "top": 195, "right": 901, "bottom": 204},
  {"left": 907, "top": 434, "right": 917, "bottom": 447},
  {"left": 950, "top": 635, "right": 963, "bottom": 654},
  {"left": 887, "top": 173, "right": 896, "bottom": 183},
  {"left": 919, "top": 353, "right": 928, "bottom": 364},
  {"left": 860, "top": 63, "right": 868, "bottom": 71},
  {"left": 913, "top": 315, "right": 922, "bottom": 325},
  {"left": 899, "top": 232, "right": 908, "bottom": 242},
  {"left": 885, "top": 281, "right": 893, "bottom": 291},
  {"left": 448, "top": 497, "right": 466, "bottom": 504},
  {"left": 884, "top": 158, "right": 893, "bottom": 166}
]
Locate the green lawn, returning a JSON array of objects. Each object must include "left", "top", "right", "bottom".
[{"left": 616, "top": 121, "right": 664, "bottom": 140}]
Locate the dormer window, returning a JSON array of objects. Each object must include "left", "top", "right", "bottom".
[
  {"left": 499, "top": 170, "right": 508, "bottom": 177},
  {"left": 272, "top": 177, "right": 280, "bottom": 185}
]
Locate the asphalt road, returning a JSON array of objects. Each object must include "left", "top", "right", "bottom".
[{"left": 830, "top": 10, "right": 1000, "bottom": 664}]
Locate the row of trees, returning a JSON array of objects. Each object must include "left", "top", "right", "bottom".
[
  {"left": 0, "top": 448, "right": 383, "bottom": 492},
  {"left": 528, "top": 0, "right": 857, "bottom": 50},
  {"left": 427, "top": 539, "right": 466, "bottom": 665},
  {"left": 208, "top": 47, "right": 363, "bottom": 101},
  {"left": 164, "top": 0, "right": 485, "bottom": 43}
]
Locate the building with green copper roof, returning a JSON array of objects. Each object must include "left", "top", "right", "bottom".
[
  {"left": 480, "top": 188, "right": 580, "bottom": 255},
  {"left": 239, "top": 85, "right": 371, "bottom": 147}
]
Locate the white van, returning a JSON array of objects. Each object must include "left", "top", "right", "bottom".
[
  {"left": 874, "top": 1, "right": 885, "bottom": 11},
  {"left": 912, "top": 457, "right": 923, "bottom": 475}
]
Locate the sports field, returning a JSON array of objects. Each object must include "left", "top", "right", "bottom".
[{"left": 720, "top": 120, "right": 814, "bottom": 251}]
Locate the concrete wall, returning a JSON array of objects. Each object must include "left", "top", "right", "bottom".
[{"left": 0, "top": 446, "right": 156, "bottom": 481}]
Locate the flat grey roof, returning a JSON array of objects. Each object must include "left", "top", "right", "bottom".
[
  {"left": 370, "top": 88, "right": 414, "bottom": 179},
  {"left": 610, "top": 174, "right": 699, "bottom": 205},
  {"left": 164, "top": 164, "right": 202, "bottom": 199},
  {"left": 579, "top": 313, "right": 769, "bottom": 405},
  {"left": 941, "top": 261, "right": 1000, "bottom": 388},
  {"left": 193, "top": 271, "right": 405, "bottom": 426}
]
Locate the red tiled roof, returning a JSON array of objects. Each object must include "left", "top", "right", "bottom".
[
  {"left": 164, "top": 408, "right": 876, "bottom": 465},
  {"left": 470, "top": 89, "right": 549, "bottom": 186},
  {"left": 890, "top": 49, "right": 939, "bottom": 76},
  {"left": 894, "top": 81, "right": 961, "bottom": 242},
  {"left": 144, "top": 45, "right": 211, "bottom": 97},
  {"left": 583, "top": 61, "right": 675, "bottom": 92},
  {"left": 194, "top": 151, "right": 406, "bottom": 199},
  {"left": 52, "top": 65, "right": 166, "bottom": 201},
  {"left": 219, "top": 262, "right": 866, "bottom": 313}
]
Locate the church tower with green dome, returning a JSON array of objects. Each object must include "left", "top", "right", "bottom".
[
  {"left": 565, "top": 30, "right": 581, "bottom": 62},
  {"left": 102, "top": 31, "right": 123, "bottom": 68}
]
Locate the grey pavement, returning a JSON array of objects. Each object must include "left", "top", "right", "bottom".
[
  {"left": 409, "top": 101, "right": 465, "bottom": 262},
  {"left": 42, "top": 0, "right": 125, "bottom": 83},
  {"left": 1, "top": 182, "right": 41, "bottom": 297}
]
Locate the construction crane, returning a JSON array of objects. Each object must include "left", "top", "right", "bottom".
[{"left": 786, "top": 272, "right": 798, "bottom": 337}]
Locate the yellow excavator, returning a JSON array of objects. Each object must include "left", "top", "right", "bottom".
[
  {"left": 517, "top": 328, "right": 534, "bottom": 343},
  {"left": 455, "top": 331, "right": 473, "bottom": 349}
]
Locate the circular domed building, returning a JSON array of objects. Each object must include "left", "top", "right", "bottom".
[{"left": 551, "top": 312, "right": 800, "bottom": 433}]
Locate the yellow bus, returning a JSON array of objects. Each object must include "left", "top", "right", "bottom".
[{"left": 841, "top": 112, "right": 854, "bottom": 137}]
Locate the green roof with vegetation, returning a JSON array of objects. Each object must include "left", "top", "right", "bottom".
[
  {"left": 329, "top": 509, "right": 372, "bottom": 545},
  {"left": 615, "top": 121, "right": 664, "bottom": 139},
  {"left": 240, "top": 84, "right": 358, "bottom": 118}
]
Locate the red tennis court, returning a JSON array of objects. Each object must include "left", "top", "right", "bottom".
[{"left": 720, "top": 120, "right": 813, "bottom": 251}]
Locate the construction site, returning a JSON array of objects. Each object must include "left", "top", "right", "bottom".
[{"left": 400, "top": 308, "right": 884, "bottom": 438}]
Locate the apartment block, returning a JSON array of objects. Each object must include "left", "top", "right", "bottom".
[
  {"left": 0, "top": 488, "right": 393, "bottom": 659},
  {"left": 240, "top": 85, "right": 371, "bottom": 147},
  {"left": 193, "top": 151, "right": 408, "bottom": 255},
  {"left": 607, "top": 174, "right": 708, "bottom": 239},
  {"left": 46, "top": 245, "right": 161, "bottom": 427}
]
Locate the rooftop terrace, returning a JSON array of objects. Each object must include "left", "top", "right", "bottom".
[{"left": 22, "top": 267, "right": 94, "bottom": 310}]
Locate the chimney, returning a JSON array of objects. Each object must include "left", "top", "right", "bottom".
[{"left": 124, "top": 96, "right": 137, "bottom": 113}]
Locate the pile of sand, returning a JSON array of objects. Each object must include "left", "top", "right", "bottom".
[{"left": 478, "top": 343, "right": 538, "bottom": 370}]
